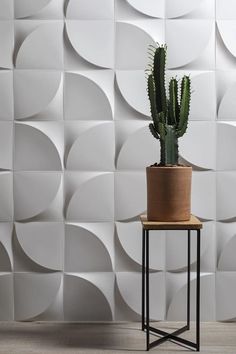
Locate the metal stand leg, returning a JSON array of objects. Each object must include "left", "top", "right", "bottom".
[
  {"left": 187, "top": 230, "right": 191, "bottom": 330},
  {"left": 140, "top": 226, "right": 201, "bottom": 352},
  {"left": 142, "top": 228, "right": 145, "bottom": 331},
  {"left": 146, "top": 230, "right": 149, "bottom": 351},
  {"left": 196, "top": 230, "right": 201, "bottom": 351}
]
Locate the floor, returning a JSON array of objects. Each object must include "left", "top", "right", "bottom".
[{"left": 0, "top": 322, "right": 235, "bottom": 354}]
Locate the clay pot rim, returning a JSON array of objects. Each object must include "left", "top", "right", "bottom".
[{"left": 146, "top": 165, "right": 192, "bottom": 170}]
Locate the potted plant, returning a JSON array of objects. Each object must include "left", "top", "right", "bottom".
[{"left": 146, "top": 44, "right": 192, "bottom": 221}]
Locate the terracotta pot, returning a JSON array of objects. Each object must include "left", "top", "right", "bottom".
[{"left": 146, "top": 166, "right": 192, "bottom": 221}]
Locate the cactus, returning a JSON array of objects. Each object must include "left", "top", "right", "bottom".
[{"left": 146, "top": 44, "right": 191, "bottom": 166}]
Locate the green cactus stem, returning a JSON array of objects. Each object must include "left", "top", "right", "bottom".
[{"left": 146, "top": 44, "right": 191, "bottom": 166}]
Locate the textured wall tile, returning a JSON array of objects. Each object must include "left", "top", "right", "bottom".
[
  {"left": 66, "top": 20, "right": 114, "bottom": 69},
  {"left": 15, "top": 222, "right": 64, "bottom": 271},
  {"left": 66, "top": 0, "right": 114, "bottom": 20},
  {"left": 116, "top": 20, "right": 164, "bottom": 70},
  {"left": 0, "top": 223, "right": 13, "bottom": 271},
  {"left": 216, "top": 0, "right": 236, "bottom": 20},
  {"left": 116, "top": 222, "right": 165, "bottom": 271},
  {"left": 14, "top": 272, "right": 62, "bottom": 320},
  {"left": 116, "top": 121, "right": 158, "bottom": 170},
  {"left": 14, "top": 70, "right": 63, "bottom": 120},
  {"left": 0, "top": 274, "right": 13, "bottom": 320},
  {"left": 216, "top": 272, "right": 236, "bottom": 320},
  {"left": 217, "top": 172, "right": 236, "bottom": 220},
  {"left": 166, "top": 0, "right": 215, "bottom": 19},
  {"left": 217, "top": 222, "right": 236, "bottom": 271},
  {"left": 167, "top": 272, "right": 215, "bottom": 321},
  {"left": 65, "top": 223, "right": 114, "bottom": 272},
  {"left": 166, "top": 20, "right": 215, "bottom": 69},
  {"left": 216, "top": 21, "right": 236, "bottom": 69},
  {"left": 14, "top": 172, "right": 63, "bottom": 221},
  {"left": 65, "top": 122, "right": 115, "bottom": 170},
  {"left": 64, "top": 71, "right": 114, "bottom": 120},
  {"left": 64, "top": 273, "right": 114, "bottom": 321},
  {"left": 116, "top": 272, "right": 166, "bottom": 321},
  {"left": 166, "top": 222, "right": 216, "bottom": 273},
  {"left": 0, "top": 0, "right": 13, "bottom": 19},
  {"left": 0, "top": 22, "right": 14, "bottom": 68},
  {"left": 0, "top": 172, "right": 13, "bottom": 222},
  {"left": 0, "top": 0, "right": 234, "bottom": 323},
  {"left": 15, "top": 22, "right": 64, "bottom": 69},
  {"left": 0, "top": 122, "right": 13, "bottom": 170},
  {"left": 0, "top": 71, "right": 13, "bottom": 120},
  {"left": 65, "top": 172, "right": 114, "bottom": 222},
  {"left": 14, "top": 0, "right": 64, "bottom": 19},
  {"left": 115, "top": 172, "right": 146, "bottom": 221},
  {"left": 180, "top": 121, "right": 216, "bottom": 170}
]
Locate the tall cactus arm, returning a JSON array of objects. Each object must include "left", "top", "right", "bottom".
[
  {"left": 177, "top": 75, "right": 191, "bottom": 137},
  {"left": 168, "top": 78, "right": 179, "bottom": 126},
  {"left": 153, "top": 46, "right": 167, "bottom": 114},
  {"left": 147, "top": 74, "right": 159, "bottom": 130},
  {"left": 149, "top": 118, "right": 166, "bottom": 141},
  {"left": 149, "top": 123, "right": 159, "bottom": 140}
]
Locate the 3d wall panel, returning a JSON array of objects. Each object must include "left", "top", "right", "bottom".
[{"left": 0, "top": 0, "right": 235, "bottom": 322}]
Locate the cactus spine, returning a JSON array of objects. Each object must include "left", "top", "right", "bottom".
[{"left": 147, "top": 45, "right": 191, "bottom": 166}]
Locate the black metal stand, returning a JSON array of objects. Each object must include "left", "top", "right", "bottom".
[{"left": 141, "top": 228, "right": 201, "bottom": 351}]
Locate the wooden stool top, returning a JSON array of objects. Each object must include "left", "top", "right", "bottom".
[{"left": 140, "top": 214, "right": 202, "bottom": 230}]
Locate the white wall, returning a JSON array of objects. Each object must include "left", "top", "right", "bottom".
[{"left": 0, "top": 0, "right": 235, "bottom": 321}]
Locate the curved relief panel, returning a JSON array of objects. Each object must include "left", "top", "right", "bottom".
[
  {"left": 217, "top": 123, "right": 236, "bottom": 170},
  {"left": 14, "top": 273, "right": 61, "bottom": 320},
  {"left": 166, "top": 0, "right": 204, "bottom": 18},
  {"left": 115, "top": 172, "right": 146, "bottom": 221},
  {"left": 116, "top": 222, "right": 165, "bottom": 270},
  {"left": 216, "top": 0, "right": 236, "bottom": 20},
  {"left": 14, "top": 172, "right": 62, "bottom": 221},
  {"left": 179, "top": 122, "right": 216, "bottom": 170},
  {"left": 0, "top": 274, "right": 13, "bottom": 320},
  {"left": 15, "top": 222, "right": 64, "bottom": 270},
  {"left": 166, "top": 20, "right": 214, "bottom": 68},
  {"left": 15, "top": 123, "right": 62, "bottom": 171},
  {"left": 192, "top": 172, "right": 215, "bottom": 220},
  {"left": 218, "top": 85, "right": 236, "bottom": 120},
  {"left": 116, "top": 272, "right": 165, "bottom": 320},
  {"left": 167, "top": 273, "right": 215, "bottom": 321},
  {"left": 116, "top": 22, "right": 157, "bottom": 69},
  {"left": 14, "top": 71, "right": 62, "bottom": 120},
  {"left": 66, "top": 173, "right": 114, "bottom": 221},
  {"left": 66, "top": 20, "right": 114, "bottom": 68},
  {"left": 14, "top": 0, "right": 51, "bottom": 18},
  {"left": 189, "top": 72, "right": 216, "bottom": 120},
  {"left": 64, "top": 274, "right": 113, "bottom": 321},
  {"left": 0, "top": 71, "right": 13, "bottom": 120},
  {"left": 117, "top": 126, "right": 158, "bottom": 170},
  {"left": 0, "top": 122, "right": 13, "bottom": 170},
  {"left": 65, "top": 223, "right": 113, "bottom": 272},
  {"left": 0, "top": 0, "right": 13, "bottom": 19},
  {"left": 66, "top": 0, "right": 114, "bottom": 19},
  {"left": 217, "top": 21, "right": 236, "bottom": 58},
  {"left": 0, "top": 22, "right": 13, "bottom": 69},
  {"left": 218, "top": 235, "right": 236, "bottom": 271},
  {"left": 217, "top": 172, "right": 236, "bottom": 220},
  {"left": 216, "top": 272, "right": 236, "bottom": 321},
  {"left": 16, "top": 23, "right": 63, "bottom": 69},
  {"left": 166, "top": 222, "right": 214, "bottom": 272},
  {"left": 64, "top": 72, "right": 113, "bottom": 120},
  {"left": 126, "top": 0, "right": 165, "bottom": 18},
  {"left": 0, "top": 223, "right": 13, "bottom": 271},
  {"left": 116, "top": 71, "right": 149, "bottom": 116},
  {"left": 67, "top": 123, "right": 114, "bottom": 171},
  {"left": 0, "top": 172, "right": 13, "bottom": 221}
]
